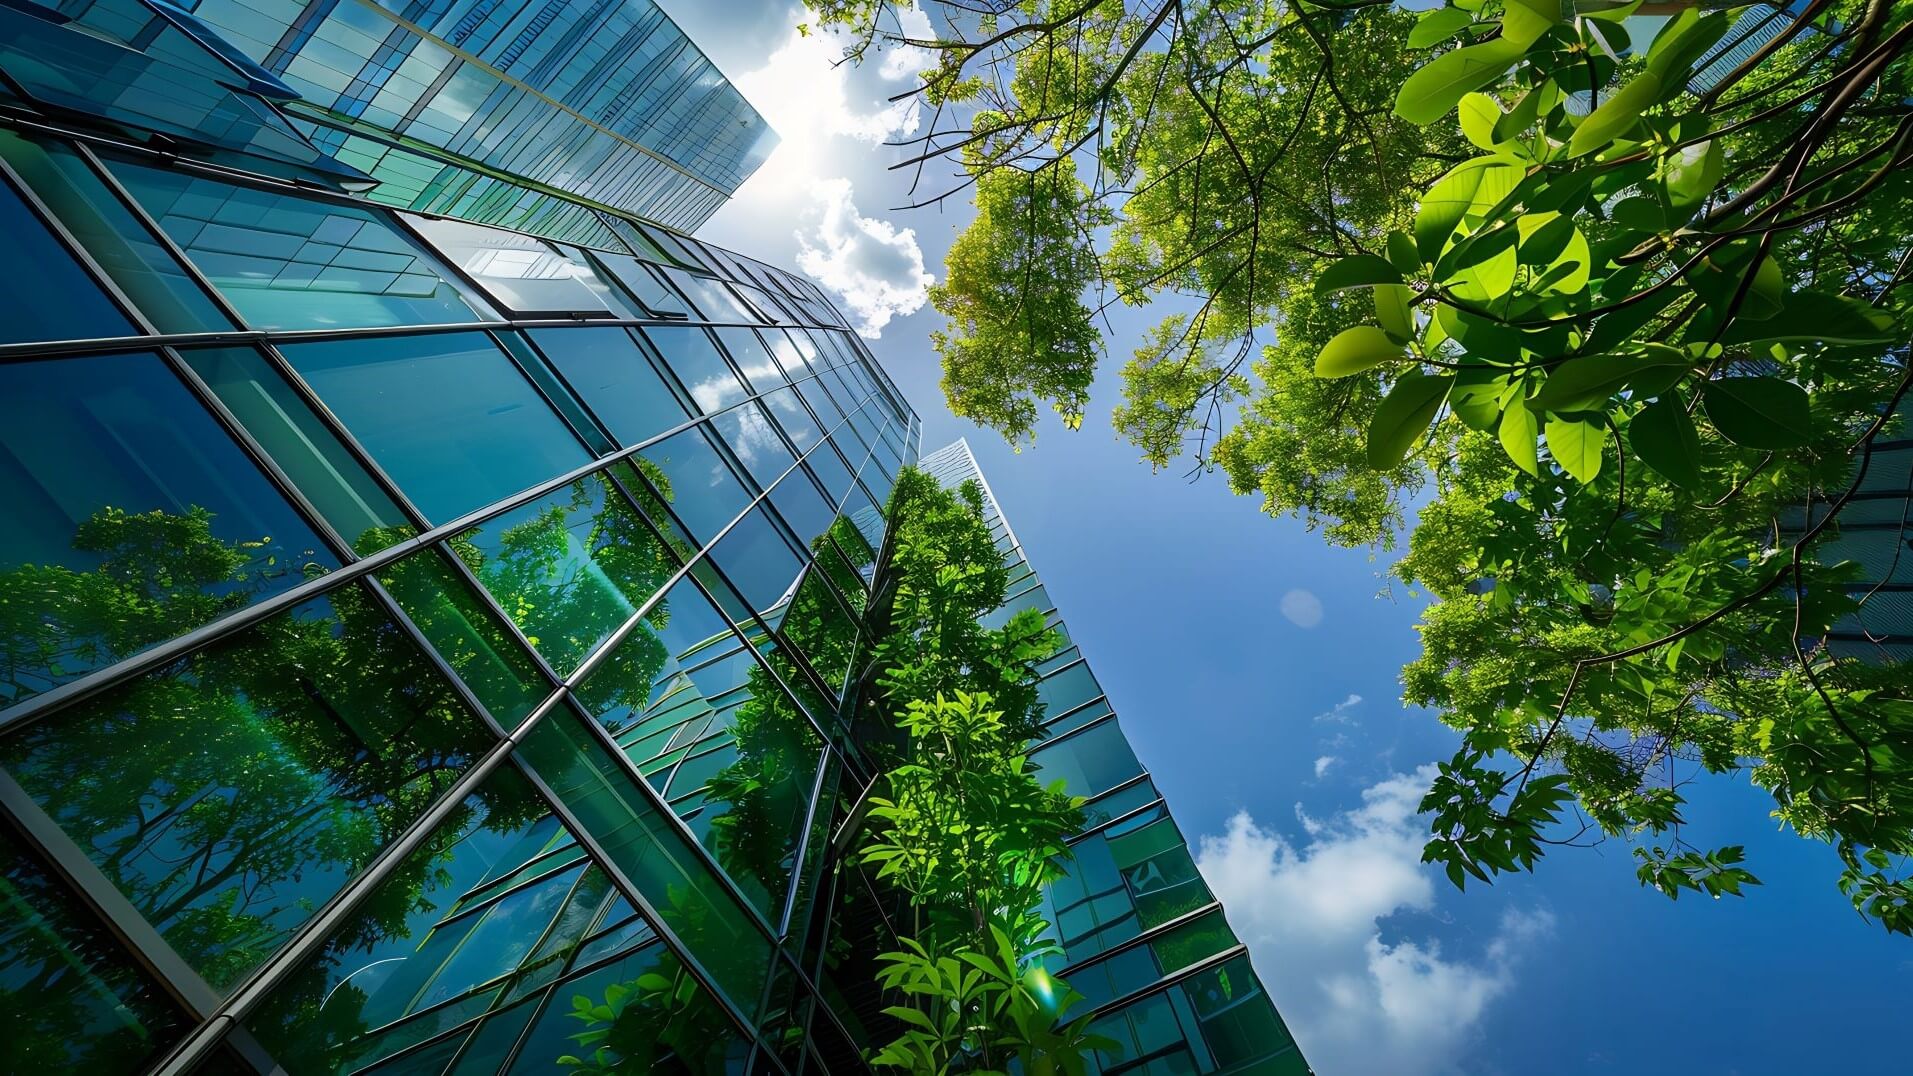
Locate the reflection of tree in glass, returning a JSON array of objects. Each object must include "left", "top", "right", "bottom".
[{"left": 1, "top": 506, "right": 316, "bottom": 703}]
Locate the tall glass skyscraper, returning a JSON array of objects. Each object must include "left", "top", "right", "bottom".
[{"left": 0, "top": 2, "right": 1308, "bottom": 1072}]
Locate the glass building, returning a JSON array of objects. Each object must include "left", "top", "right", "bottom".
[{"left": 0, "top": 1, "right": 1308, "bottom": 1072}]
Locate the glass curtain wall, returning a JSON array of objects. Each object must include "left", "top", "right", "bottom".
[{"left": 0, "top": 112, "right": 914, "bottom": 1074}]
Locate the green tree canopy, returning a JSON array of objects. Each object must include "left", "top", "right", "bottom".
[{"left": 819, "top": 0, "right": 1913, "bottom": 933}]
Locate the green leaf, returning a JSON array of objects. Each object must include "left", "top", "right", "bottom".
[
  {"left": 1407, "top": 6, "right": 1474, "bottom": 49},
  {"left": 1644, "top": 8, "right": 1730, "bottom": 80},
  {"left": 1546, "top": 415, "right": 1606, "bottom": 482},
  {"left": 1630, "top": 395, "right": 1702, "bottom": 488},
  {"left": 1718, "top": 290, "right": 1895, "bottom": 344},
  {"left": 1387, "top": 230, "right": 1423, "bottom": 273},
  {"left": 1395, "top": 38, "right": 1527, "bottom": 126},
  {"left": 1376, "top": 284, "right": 1416, "bottom": 343},
  {"left": 1503, "top": 0, "right": 1564, "bottom": 47},
  {"left": 1315, "top": 254, "right": 1405, "bottom": 297},
  {"left": 1366, "top": 373, "right": 1454, "bottom": 469},
  {"left": 1315, "top": 326, "right": 1403, "bottom": 378},
  {"left": 1662, "top": 138, "right": 1723, "bottom": 217},
  {"left": 1569, "top": 71, "right": 1664, "bottom": 157},
  {"left": 1703, "top": 376, "right": 1811, "bottom": 449},
  {"left": 1528, "top": 351, "right": 1688, "bottom": 411},
  {"left": 1499, "top": 401, "right": 1540, "bottom": 476},
  {"left": 1451, "top": 368, "right": 1509, "bottom": 431},
  {"left": 1459, "top": 92, "right": 1504, "bottom": 150},
  {"left": 1741, "top": 255, "right": 1784, "bottom": 320},
  {"left": 1493, "top": 85, "right": 1545, "bottom": 142},
  {"left": 1416, "top": 158, "right": 1507, "bottom": 262}
]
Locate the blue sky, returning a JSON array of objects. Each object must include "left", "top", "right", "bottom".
[{"left": 666, "top": 4, "right": 1913, "bottom": 1071}]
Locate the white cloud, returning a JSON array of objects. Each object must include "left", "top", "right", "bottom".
[
  {"left": 1196, "top": 768, "right": 1554, "bottom": 1076},
  {"left": 1314, "top": 693, "right": 1362, "bottom": 722},
  {"left": 715, "top": 7, "right": 936, "bottom": 337},
  {"left": 795, "top": 177, "right": 932, "bottom": 337},
  {"left": 1280, "top": 588, "right": 1324, "bottom": 628},
  {"left": 1314, "top": 756, "right": 1339, "bottom": 778}
]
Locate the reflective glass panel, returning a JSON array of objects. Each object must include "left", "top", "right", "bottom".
[
  {"left": 456, "top": 473, "right": 679, "bottom": 680},
  {"left": 517, "top": 711, "right": 773, "bottom": 1006},
  {"left": 109, "top": 160, "right": 485, "bottom": 330},
  {"left": 709, "top": 506, "right": 803, "bottom": 614},
  {"left": 0, "top": 587, "right": 493, "bottom": 990},
  {"left": 711, "top": 401, "right": 796, "bottom": 492},
  {"left": 641, "top": 326, "right": 745, "bottom": 414},
  {"left": 280, "top": 332, "right": 591, "bottom": 523},
  {"left": 637, "top": 427, "right": 751, "bottom": 547},
  {"left": 179, "top": 346, "right": 414, "bottom": 554},
  {"left": 594, "top": 251, "right": 689, "bottom": 318},
  {"left": 532, "top": 327, "right": 686, "bottom": 448},
  {"left": 0, "top": 352, "right": 335, "bottom": 704},
  {"left": 378, "top": 550, "right": 550, "bottom": 728},
  {"left": 0, "top": 130, "right": 231, "bottom": 333},
  {"left": 1032, "top": 719, "right": 1143, "bottom": 799},
  {"left": 407, "top": 216, "right": 612, "bottom": 315},
  {"left": 0, "top": 826, "right": 188, "bottom": 1072}
]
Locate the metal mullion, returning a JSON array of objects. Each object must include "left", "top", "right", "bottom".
[
  {"left": 0, "top": 148, "right": 161, "bottom": 339},
  {"left": 1056, "top": 902, "right": 1227, "bottom": 980},
  {"left": 0, "top": 767, "right": 224, "bottom": 1020},
  {"left": 0, "top": 385, "right": 847, "bottom": 735},
  {"left": 506, "top": 730, "right": 775, "bottom": 1056},
  {"left": 775, "top": 750, "right": 834, "bottom": 943},
  {"left": 1043, "top": 693, "right": 1113, "bottom": 732},
  {"left": 1031, "top": 703, "right": 1119, "bottom": 752},
  {"left": 362, "top": 574, "right": 513, "bottom": 737}
]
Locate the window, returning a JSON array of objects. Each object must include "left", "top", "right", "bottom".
[
  {"left": 0, "top": 170, "right": 136, "bottom": 343},
  {"left": 640, "top": 325, "right": 746, "bottom": 414},
  {"left": 279, "top": 332, "right": 591, "bottom": 523},
  {"left": 1032, "top": 719, "right": 1143, "bottom": 799},
  {"left": 406, "top": 215, "right": 615, "bottom": 315},
  {"left": 109, "top": 159, "right": 487, "bottom": 330},
  {"left": 377, "top": 549, "right": 550, "bottom": 727},
  {"left": 0, "top": 352, "right": 336, "bottom": 704},
  {"left": 531, "top": 327, "right": 687, "bottom": 448},
  {"left": 0, "top": 130, "right": 232, "bottom": 333},
  {"left": 0, "top": 586, "right": 493, "bottom": 991},
  {"left": 637, "top": 426, "right": 751, "bottom": 549},
  {"left": 0, "top": 826, "right": 189, "bottom": 1072},
  {"left": 711, "top": 401, "right": 797, "bottom": 492}
]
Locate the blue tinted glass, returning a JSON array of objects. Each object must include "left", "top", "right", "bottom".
[
  {"left": 769, "top": 471, "right": 836, "bottom": 552},
  {"left": 594, "top": 252, "right": 689, "bottom": 318},
  {"left": 641, "top": 326, "right": 746, "bottom": 415},
  {"left": 0, "top": 587, "right": 492, "bottom": 991},
  {"left": 0, "top": 174, "right": 135, "bottom": 343},
  {"left": 0, "top": 352, "right": 335, "bottom": 704},
  {"left": 0, "top": 130, "right": 232, "bottom": 334},
  {"left": 1032, "top": 720, "right": 1143, "bottom": 799},
  {"left": 713, "top": 327, "right": 785, "bottom": 393},
  {"left": 407, "top": 215, "right": 612, "bottom": 315},
  {"left": 109, "top": 160, "right": 486, "bottom": 330},
  {"left": 710, "top": 506, "right": 803, "bottom": 614},
  {"left": 532, "top": 327, "right": 686, "bottom": 447},
  {"left": 280, "top": 332, "right": 591, "bottom": 523},
  {"left": 713, "top": 401, "right": 796, "bottom": 491},
  {"left": 638, "top": 427, "right": 751, "bottom": 547}
]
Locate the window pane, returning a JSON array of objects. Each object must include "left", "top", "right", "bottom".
[
  {"left": 637, "top": 426, "right": 750, "bottom": 548},
  {"left": 406, "top": 216, "right": 612, "bottom": 315},
  {"left": 0, "top": 586, "right": 493, "bottom": 990},
  {"left": 378, "top": 550, "right": 550, "bottom": 728},
  {"left": 109, "top": 159, "right": 485, "bottom": 330},
  {"left": 179, "top": 346, "right": 415, "bottom": 554},
  {"left": 281, "top": 332, "right": 591, "bottom": 523},
  {"left": 594, "top": 252, "right": 689, "bottom": 318},
  {"left": 781, "top": 567, "right": 858, "bottom": 696},
  {"left": 708, "top": 506, "right": 802, "bottom": 614},
  {"left": 573, "top": 575, "right": 735, "bottom": 738},
  {"left": 759, "top": 385, "right": 820, "bottom": 456},
  {"left": 640, "top": 326, "right": 745, "bottom": 414},
  {"left": 503, "top": 938, "right": 747, "bottom": 1074},
  {"left": 456, "top": 473, "right": 679, "bottom": 681},
  {"left": 1032, "top": 720, "right": 1142, "bottom": 800},
  {"left": 711, "top": 401, "right": 796, "bottom": 492},
  {"left": 713, "top": 327, "right": 784, "bottom": 394},
  {"left": 0, "top": 826, "right": 189, "bottom": 1072},
  {"left": 0, "top": 130, "right": 232, "bottom": 333},
  {"left": 532, "top": 327, "right": 686, "bottom": 447},
  {"left": 516, "top": 710, "right": 772, "bottom": 1008},
  {"left": 0, "top": 352, "right": 336, "bottom": 705},
  {"left": 0, "top": 171, "right": 136, "bottom": 344},
  {"left": 242, "top": 766, "right": 655, "bottom": 1075}
]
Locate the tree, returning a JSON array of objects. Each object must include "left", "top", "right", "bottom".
[{"left": 818, "top": 1, "right": 1913, "bottom": 932}]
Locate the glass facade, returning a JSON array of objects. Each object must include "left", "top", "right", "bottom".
[{"left": 0, "top": 3, "right": 1304, "bottom": 1072}]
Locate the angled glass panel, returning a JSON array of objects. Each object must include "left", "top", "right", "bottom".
[
  {"left": 711, "top": 400, "right": 797, "bottom": 492},
  {"left": 242, "top": 765, "right": 661, "bottom": 1075},
  {"left": 378, "top": 550, "right": 550, "bottom": 728},
  {"left": 572, "top": 575, "right": 734, "bottom": 741},
  {"left": 1188, "top": 957, "right": 1302, "bottom": 1070},
  {"left": 780, "top": 566, "right": 859, "bottom": 697},
  {"left": 708, "top": 506, "right": 803, "bottom": 615},
  {"left": 516, "top": 710, "right": 773, "bottom": 1008},
  {"left": 280, "top": 332, "right": 591, "bottom": 523},
  {"left": 406, "top": 216, "right": 613, "bottom": 315},
  {"left": 0, "top": 585, "right": 493, "bottom": 991},
  {"left": 454, "top": 473, "right": 679, "bottom": 681},
  {"left": 0, "top": 170, "right": 135, "bottom": 343},
  {"left": 640, "top": 326, "right": 746, "bottom": 415},
  {"left": 714, "top": 327, "right": 784, "bottom": 394},
  {"left": 758, "top": 385, "right": 821, "bottom": 458},
  {"left": 0, "top": 352, "right": 336, "bottom": 705},
  {"left": 531, "top": 327, "right": 687, "bottom": 448},
  {"left": 1032, "top": 719, "right": 1143, "bottom": 800},
  {"left": 0, "top": 826, "right": 189, "bottom": 1072},
  {"left": 0, "top": 130, "right": 232, "bottom": 333},
  {"left": 108, "top": 159, "right": 486, "bottom": 330},
  {"left": 636, "top": 426, "right": 751, "bottom": 548},
  {"left": 593, "top": 251, "right": 690, "bottom": 318},
  {"left": 179, "top": 346, "right": 415, "bottom": 554},
  {"left": 1109, "top": 816, "right": 1215, "bottom": 931}
]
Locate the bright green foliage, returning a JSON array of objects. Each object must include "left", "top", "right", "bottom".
[
  {"left": 855, "top": 467, "right": 1106, "bottom": 1071},
  {"left": 822, "top": 0, "right": 1913, "bottom": 934},
  {"left": 932, "top": 156, "right": 1107, "bottom": 445}
]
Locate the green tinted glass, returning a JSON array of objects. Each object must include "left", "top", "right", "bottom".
[{"left": 378, "top": 549, "right": 550, "bottom": 727}]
